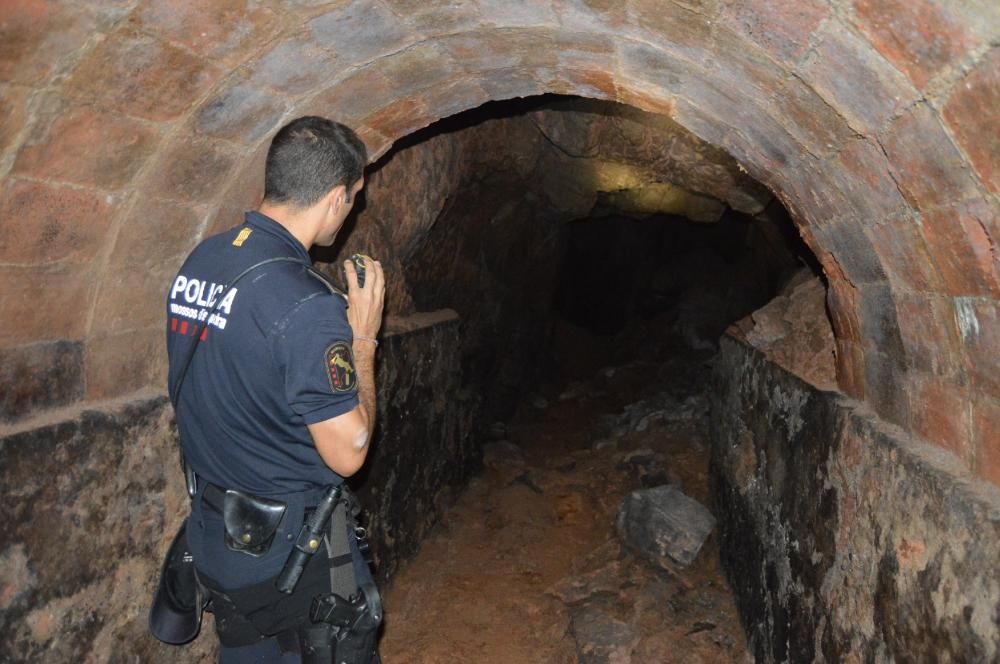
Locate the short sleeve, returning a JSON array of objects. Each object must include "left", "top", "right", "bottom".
[{"left": 269, "top": 294, "right": 359, "bottom": 425}]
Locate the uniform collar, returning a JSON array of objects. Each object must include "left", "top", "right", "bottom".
[{"left": 244, "top": 211, "right": 311, "bottom": 261}]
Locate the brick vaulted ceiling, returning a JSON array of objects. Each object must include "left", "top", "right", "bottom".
[{"left": 0, "top": 0, "right": 998, "bottom": 483}]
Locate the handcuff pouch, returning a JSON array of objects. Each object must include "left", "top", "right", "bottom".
[{"left": 223, "top": 489, "right": 286, "bottom": 556}]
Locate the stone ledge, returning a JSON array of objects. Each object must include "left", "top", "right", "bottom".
[
  {"left": 711, "top": 333, "right": 1000, "bottom": 662},
  {"left": 0, "top": 307, "right": 471, "bottom": 660}
]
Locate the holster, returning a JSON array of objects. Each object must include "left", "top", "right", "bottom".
[
  {"left": 302, "top": 583, "right": 382, "bottom": 664},
  {"left": 149, "top": 519, "right": 207, "bottom": 645}
]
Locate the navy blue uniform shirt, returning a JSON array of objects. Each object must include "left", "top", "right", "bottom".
[{"left": 166, "top": 211, "right": 358, "bottom": 500}]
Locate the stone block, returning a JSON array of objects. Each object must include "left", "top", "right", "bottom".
[
  {"left": 799, "top": 22, "right": 918, "bottom": 135},
  {"left": 863, "top": 349, "right": 910, "bottom": 427},
  {"left": 206, "top": 142, "right": 268, "bottom": 238},
  {"left": 826, "top": 271, "right": 862, "bottom": 342},
  {"left": 0, "top": 83, "right": 30, "bottom": 157},
  {"left": 63, "top": 28, "right": 221, "bottom": 122},
  {"left": 409, "top": 77, "right": 490, "bottom": 128},
  {"left": 383, "top": 0, "right": 482, "bottom": 34},
  {"left": 84, "top": 328, "right": 166, "bottom": 399},
  {"left": 865, "top": 215, "right": 943, "bottom": 292},
  {"left": 437, "top": 28, "right": 549, "bottom": 73},
  {"left": 132, "top": 0, "right": 282, "bottom": 68},
  {"left": 879, "top": 103, "right": 981, "bottom": 210},
  {"left": 832, "top": 137, "right": 912, "bottom": 224},
  {"left": 619, "top": 42, "right": 699, "bottom": 100},
  {"left": 245, "top": 35, "right": 341, "bottom": 96},
  {"left": 719, "top": 103, "right": 800, "bottom": 183},
  {"left": 894, "top": 293, "right": 965, "bottom": 378},
  {"left": 972, "top": 397, "right": 1000, "bottom": 486},
  {"left": 363, "top": 97, "right": 431, "bottom": 140},
  {"left": 626, "top": 0, "right": 716, "bottom": 54},
  {"left": 92, "top": 256, "right": 182, "bottom": 331},
  {"left": 813, "top": 220, "right": 887, "bottom": 284},
  {"left": 477, "top": 67, "right": 546, "bottom": 102},
  {"left": 560, "top": 68, "right": 618, "bottom": 101},
  {"left": 857, "top": 282, "right": 907, "bottom": 361},
  {"left": 554, "top": 0, "right": 628, "bottom": 32},
  {"left": 619, "top": 84, "right": 680, "bottom": 122},
  {"left": 194, "top": 80, "right": 289, "bottom": 144},
  {"left": 920, "top": 199, "right": 1000, "bottom": 298},
  {"left": 303, "top": 66, "right": 393, "bottom": 126},
  {"left": 376, "top": 42, "right": 459, "bottom": 98},
  {"left": 853, "top": 0, "right": 976, "bottom": 89},
  {"left": 835, "top": 339, "right": 865, "bottom": 399},
  {"left": 909, "top": 374, "right": 973, "bottom": 465},
  {"left": 780, "top": 155, "right": 855, "bottom": 225},
  {"left": 718, "top": 0, "right": 828, "bottom": 65},
  {"left": 354, "top": 125, "right": 393, "bottom": 162},
  {"left": 0, "top": 1, "right": 98, "bottom": 85},
  {"left": 616, "top": 485, "right": 716, "bottom": 568},
  {"left": 545, "top": 29, "right": 620, "bottom": 72},
  {"left": 774, "top": 77, "right": 855, "bottom": 157},
  {"left": 477, "top": 0, "right": 558, "bottom": 27},
  {"left": 0, "top": 265, "right": 95, "bottom": 345},
  {"left": 12, "top": 104, "right": 159, "bottom": 190},
  {"left": 309, "top": 0, "right": 415, "bottom": 65},
  {"left": 146, "top": 135, "right": 238, "bottom": 205},
  {"left": 110, "top": 197, "right": 203, "bottom": 265},
  {"left": 0, "top": 179, "right": 120, "bottom": 265},
  {"left": 955, "top": 298, "right": 1000, "bottom": 397},
  {"left": 942, "top": 48, "right": 1000, "bottom": 193},
  {"left": 0, "top": 341, "right": 84, "bottom": 422}
]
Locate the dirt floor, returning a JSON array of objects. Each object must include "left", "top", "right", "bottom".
[{"left": 378, "top": 347, "right": 752, "bottom": 663}]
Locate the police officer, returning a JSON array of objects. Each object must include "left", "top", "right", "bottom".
[{"left": 164, "top": 116, "right": 384, "bottom": 662}]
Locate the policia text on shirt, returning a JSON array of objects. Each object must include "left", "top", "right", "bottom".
[{"left": 149, "top": 116, "right": 387, "bottom": 664}]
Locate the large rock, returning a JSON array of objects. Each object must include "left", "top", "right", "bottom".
[
  {"left": 615, "top": 485, "right": 717, "bottom": 568},
  {"left": 741, "top": 270, "right": 836, "bottom": 390},
  {"left": 569, "top": 606, "right": 640, "bottom": 664}
]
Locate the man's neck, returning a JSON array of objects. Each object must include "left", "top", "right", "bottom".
[{"left": 258, "top": 201, "right": 317, "bottom": 251}]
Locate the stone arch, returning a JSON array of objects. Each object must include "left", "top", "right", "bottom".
[{"left": 1, "top": 0, "right": 997, "bottom": 483}]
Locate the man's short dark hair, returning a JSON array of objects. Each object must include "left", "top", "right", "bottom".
[{"left": 264, "top": 116, "right": 367, "bottom": 208}]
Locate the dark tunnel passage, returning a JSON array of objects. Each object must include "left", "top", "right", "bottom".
[{"left": 324, "top": 96, "right": 834, "bottom": 661}]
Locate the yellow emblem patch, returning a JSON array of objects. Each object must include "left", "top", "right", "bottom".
[
  {"left": 232, "top": 227, "right": 253, "bottom": 247},
  {"left": 326, "top": 343, "right": 357, "bottom": 393}
]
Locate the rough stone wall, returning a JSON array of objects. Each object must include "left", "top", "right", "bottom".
[
  {"left": 711, "top": 334, "right": 1000, "bottom": 662},
  {"left": 2, "top": 0, "right": 997, "bottom": 482},
  {"left": 0, "top": 313, "right": 473, "bottom": 662}
]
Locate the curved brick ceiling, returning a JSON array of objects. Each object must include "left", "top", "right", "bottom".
[{"left": 0, "top": 0, "right": 997, "bottom": 483}]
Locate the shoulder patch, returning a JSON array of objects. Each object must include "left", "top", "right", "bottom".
[
  {"left": 325, "top": 342, "right": 357, "bottom": 393},
  {"left": 232, "top": 227, "right": 253, "bottom": 247}
]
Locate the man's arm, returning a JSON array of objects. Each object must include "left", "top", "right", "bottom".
[{"left": 307, "top": 258, "right": 384, "bottom": 477}]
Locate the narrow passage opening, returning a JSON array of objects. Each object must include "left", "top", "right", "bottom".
[{"left": 338, "top": 96, "right": 834, "bottom": 661}]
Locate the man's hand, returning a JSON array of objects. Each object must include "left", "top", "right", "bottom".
[
  {"left": 344, "top": 256, "right": 385, "bottom": 340},
  {"left": 308, "top": 256, "right": 385, "bottom": 477}
]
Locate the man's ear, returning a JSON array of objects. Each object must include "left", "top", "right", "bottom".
[{"left": 328, "top": 184, "right": 348, "bottom": 211}]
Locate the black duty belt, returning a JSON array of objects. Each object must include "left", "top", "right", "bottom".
[{"left": 199, "top": 480, "right": 366, "bottom": 588}]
